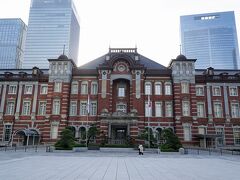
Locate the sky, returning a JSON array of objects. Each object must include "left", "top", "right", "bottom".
[{"left": 0, "top": 0, "right": 240, "bottom": 67}]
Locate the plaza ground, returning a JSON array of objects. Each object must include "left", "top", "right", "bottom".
[{"left": 0, "top": 150, "right": 240, "bottom": 180}]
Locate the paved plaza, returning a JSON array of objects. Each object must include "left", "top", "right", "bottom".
[{"left": 0, "top": 150, "right": 240, "bottom": 180}]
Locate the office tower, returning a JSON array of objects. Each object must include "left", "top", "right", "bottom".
[
  {"left": 23, "top": 0, "right": 80, "bottom": 69},
  {"left": 180, "top": 11, "right": 239, "bottom": 69},
  {"left": 0, "top": 19, "right": 27, "bottom": 69}
]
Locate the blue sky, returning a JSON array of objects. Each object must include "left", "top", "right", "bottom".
[{"left": 0, "top": 0, "right": 239, "bottom": 67}]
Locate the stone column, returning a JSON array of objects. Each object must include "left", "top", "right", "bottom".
[
  {"left": 0, "top": 83, "right": 7, "bottom": 120},
  {"left": 15, "top": 82, "right": 23, "bottom": 120},
  {"left": 223, "top": 84, "right": 230, "bottom": 121},
  {"left": 206, "top": 84, "right": 213, "bottom": 122},
  {"left": 31, "top": 82, "right": 39, "bottom": 120}
]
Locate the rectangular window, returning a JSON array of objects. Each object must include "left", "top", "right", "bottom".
[
  {"left": 3, "top": 124, "right": 12, "bottom": 142},
  {"left": 81, "top": 83, "right": 88, "bottom": 94},
  {"left": 182, "top": 101, "right": 190, "bottom": 116},
  {"left": 40, "top": 85, "right": 48, "bottom": 94},
  {"left": 6, "top": 101, "right": 15, "bottom": 115},
  {"left": 233, "top": 128, "right": 240, "bottom": 145},
  {"left": 22, "top": 100, "right": 31, "bottom": 115},
  {"left": 231, "top": 103, "right": 239, "bottom": 118},
  {"left": 214, "top": 102, "right": 222, "bottom": 118},
  {"left": 198, "top": 127, "right": 206, "bottom": 135},
  {"left": 155, "top": 102, "right": 162, "bottom": 117},
  {"left": 24, "top": 85, "right": 33, "bottom": 94},
  {"left": 38, "top": 101, "right": 47, "bottom": 115},
  {"left": 71, "top": 83, "right": 78, "bottom": 94},
  {"left": 212, "top": 86, "right": 221, "bottom": 96},
  {"left": 183, "top": 125, "right": 191, "bottom": 141},
  {"left": 145, "top": 101, "right": 152, "bottom": 117},
  {"left": 165, "top": 83, "right": 171, "bottom": 95},
  {"left": 52, "top": 99, "right": 60, "bottom": 115},
  {"left": 229, "top": 87, "right": 238, "bottom": 96},
  {"left": 8, "top": 85, "right": 17, "bottom": 94},
  {"left": 118, "top": 87, "right": 125, "bottom": 97},
  {"left": 196, "top": 86, "right": 204, "bottom": 96},
  {"left": 145, "top": 84, "right": 151, "bottom": 95},
  {"left": 80, "top": 102, "right": 87, "bottom": 116},
  {"left": 181, "top": 82, "right": 189, "bottom": 94},
  {"left": 91, "top": 83, "right": 98, "bottom": 95},
  {"left": 90, "top": 102, "right": 97, "bottom": 115},
  {"left": 54, "top": 82, "right": 62, "bottom": 92},
  {"left": 50, "top": 125, "right": 58, "bottom": 139},
  {"left": 70, "top": 101, "right": 77, "bottom": 116},
  {"left": 197, "top": 102, "right": 205, "bottom": 117},
  {"left": 165, "top": 102, "right": 172, "bottom": 117},
  {"left": 116, "top": 104, "right": 127, "bottom": 113},
  {"left": 216, "top": 127, "right": 224, "bottom": 146},
  {"left": 155, "top": 83, "right": 162, "bottom": 95}
]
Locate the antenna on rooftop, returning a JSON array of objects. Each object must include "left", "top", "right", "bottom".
[
  {"left": 179, "top": 44, "right": 182, "bottom": 55},
  {"left": 63, "top": 45, "right": 65, "bottom": 55}
]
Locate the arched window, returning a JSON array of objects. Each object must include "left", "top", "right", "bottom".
[
  {"left": 164, "top": 82, "right": 172, "bottom": 95},
  {"left": 81, "top": 81, "right": 88, "bottom": 94},
  {"left": 145, "top": 82, "right": 152, "bottom": 95},
  {"left": 91, "top": 82, "right": 98, "bottom": 95},
  {"left": 154, "top": 82, "right": 162, "bottom": 95}
]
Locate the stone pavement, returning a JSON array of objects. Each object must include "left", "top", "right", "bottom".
[{"left": 0, "top": 150, "right": 240, "bottom": 180}]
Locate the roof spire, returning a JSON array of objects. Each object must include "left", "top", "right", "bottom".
[{"left": 179, "top": 44, "right": 182, "bottom": 55}]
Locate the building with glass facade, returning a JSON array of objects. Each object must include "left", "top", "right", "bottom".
[
  {"left": 180, "top": 11, "right": 240, "bottom": 69},
  {"left": 23, "top": 0, "right": 80, "bottom": 69},
  {"left": 0, "top": 19, "right": 27, "bottom": 69}
]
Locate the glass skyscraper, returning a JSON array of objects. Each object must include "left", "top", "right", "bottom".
[
  {"left": 0, "top": 19, "right": 27, "bottom": 69},
  {"left": 23, "top": 0, "right": 80, "bottom": 69},
  {"left": 180, "top": 11, "right": 239, "bottom": 69}
]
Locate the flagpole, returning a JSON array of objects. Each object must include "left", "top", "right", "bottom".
[
  {"left": 86, "top": 94, "right": 90, "bottom": 147},
  {"left": 148, "top": 95, "right": 150, "bottom": 148}
]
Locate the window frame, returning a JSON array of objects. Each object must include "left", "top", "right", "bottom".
[
  {"left": 154, "top": 82, "right": 162, "bottom": 95},
  {"left": 196, "top": 86, "right": 204, "bottom": 96},
  {"left": 38, "top": 101, "right": 47, "bottom": 116},
  {"left": 54, "top": 81, "right": 62, "bottom": 93},
  {"left": 24, "top": 85, "right": 33, "bottom": 94},
  {"left": 229, "top": 87, "right": 238, "bottom": 96},
  {"left": 145, "top": 82, "right": 152, "bottom": 95},
  {"left": 212, "top": 86, "right": 221, "bottom": 96},
  {"left": 52, "top": 99, "right": 61, "bottom": 115},
  {"left": 8, "top": 85, "right": 17, "bottom": 94},
  {"left": 164, "top": 82, "right": 172, "bottom": 95},
  {"left": 69, "top": 101, "right": 77, "bottom": 116},
  {"left": 22, "top": 100, "right": 31, "bottom": 115},
  {"left": 214, "top": 102, "right": 223, "bottom": 118},
  {"left": 6, "top": 100, "right": 15, "bottom": 115},
  {"left": 40, "top": 84, "right": 48, "bottom": 94}
]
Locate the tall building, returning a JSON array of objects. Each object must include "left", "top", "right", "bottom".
[
  {"left": 0, "top": 19, "right": 27, "bottom": 69},
  {"left": 1, "top": 48, "right": 240, "bottom": 149},
  {"left": 23, "top": 0, "right": 80, "bottom": 69},
  {"left": 180, "top": 11, "right": 240, "bottom": 69}
]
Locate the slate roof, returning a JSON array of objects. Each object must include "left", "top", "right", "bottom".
[{"left": 78, "top": 53, "right": 167, "bottom": 70}]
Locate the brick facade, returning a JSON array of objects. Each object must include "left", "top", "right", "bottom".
[{"left": 0, "top": 49, "right": 240, "bottom": 148}]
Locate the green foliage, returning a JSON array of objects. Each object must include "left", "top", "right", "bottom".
[
  {"left": 55, "top": 128, "right": 76, "bottom": 150},
  {"left": 138, "top": 127, "right": 156, "bottom": 148},
  {"left": 87, "top": 124, "right": 99, "bottom": 145},
  {"left": 160, "top": 128, "right": 182, "bottom": 151}
]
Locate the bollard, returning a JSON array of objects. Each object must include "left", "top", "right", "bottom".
[
  {"left": 25, "top": 147, "right": 27, "bottom": 152},
  {"left": 15, "top": 146, "right": 17, "bottom": 152},
  {"left": 220, "top": 149, "right": 222, "bottom": 156},
  {"left": 35, "top": 146, "right": 37, "bottom": 152}
]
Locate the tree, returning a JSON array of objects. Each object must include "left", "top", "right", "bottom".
[
  {"left": 87, "top": 124, "right": 99, "bottom": 145},
  {"left": 139, "top": 127, "right": 156, "bottom": 147},
  {"left": 160, "top": 128, "right": 182, "bottom": 151},
  {"left": 55, "top": 128, "right": 76, "bottom": 150}
]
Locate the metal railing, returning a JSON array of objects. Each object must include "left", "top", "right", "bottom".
[
  {"left": 0, "top": 145, "right": 47, "bottom": 152},
  {"left": 185, "top": 147, "right": 240, "bottom": 156}
]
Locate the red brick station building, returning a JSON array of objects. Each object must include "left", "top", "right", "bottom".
[{"left": 1, "top": 48, "right": 240, "bottom": 148}]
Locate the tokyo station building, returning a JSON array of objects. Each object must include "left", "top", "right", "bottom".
[{"left": 1, "top": 48, "right": 240, "bottom": 148}]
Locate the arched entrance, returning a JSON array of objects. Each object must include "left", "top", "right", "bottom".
[{"left": 13, "top": 129, "right": 40, "bottom": 146}]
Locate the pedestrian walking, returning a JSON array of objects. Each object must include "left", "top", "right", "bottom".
[{"left": 138, "top": 144, "right": 144, "bottom": 155}]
